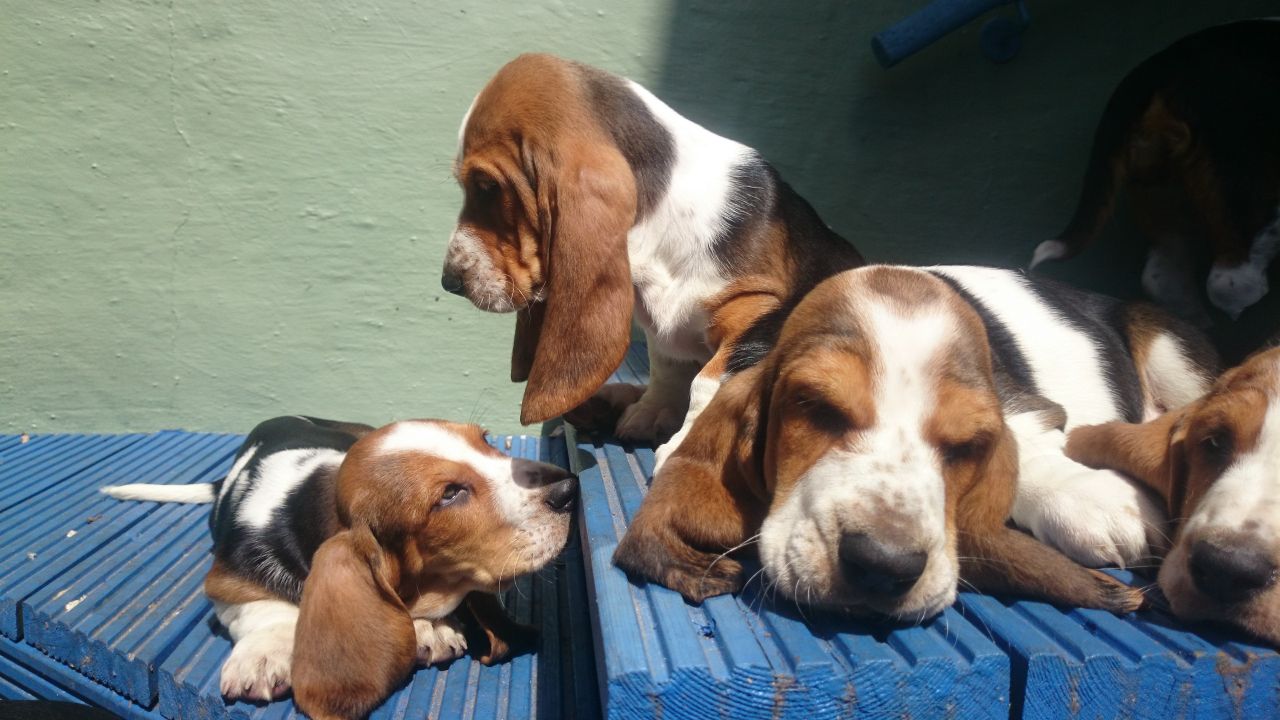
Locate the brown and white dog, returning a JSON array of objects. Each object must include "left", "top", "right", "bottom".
[
  {"left": 1067, "top": 347, "right": 1280, "bottom": 645},
  {"left": 443, "top": 53, "right": 864, "bottom": 450},
  {"left": 102, "top": 416, "right": 576, "bottom": 720},
  {"left": 614, "top": 266, "right": 1216, "bottom": 619},
  {"left": 1031, "top": 20, "right": 1280, "bottom": 324}
]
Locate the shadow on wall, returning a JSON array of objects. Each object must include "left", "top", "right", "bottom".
[{"left": 649, "top": 0, "right": 1278, "bottom": 357}]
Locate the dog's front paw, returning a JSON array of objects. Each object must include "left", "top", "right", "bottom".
[
  {"left": 414, "top": 616, "right": 468, "bottom": 666},
  {"left": 220, "top": 624, "right": 293, "bottom": 702},
  {"left": 1013, "top": 466, "right": 1163, "bottom": 568},
  {"left": 615, "top": 396, "right": 682, "bottom": 445}
]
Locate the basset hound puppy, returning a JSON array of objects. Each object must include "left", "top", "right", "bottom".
[
  {"left": 442, "top": 53, "right": 864, "bottom": 450},
  {"left": 614, "top": 266, "right": 1217, "bottom": 619},
  {"left": 1031, "top": 20, "right": 1280, "bottom": 324},
  {"left": 1067, "top": 346, "right": 1280, "bottom": 645},
  {"left": 102, "top": 416, "right": 576, "bottom": 720}
]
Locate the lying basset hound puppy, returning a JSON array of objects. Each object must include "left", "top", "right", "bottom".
[
  {"left": 442, "top": 53, "right": 864, "bottom": 448},
  {"left": 614, "top": 266, "right": 1216, "bottom": 618},
  {"left": 1067, "top": 347, "right": 1280, "bottom": 645},
  {"left": 102, "top": 416, "right": 576, "bottom": 720},
  {"left": 1031, "top": 20, "right": 1280, "bottom": 324}
]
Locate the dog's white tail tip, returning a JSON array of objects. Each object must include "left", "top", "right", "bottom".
[{"left": 99, "top": 483, "right": 215, "bottom": 503}]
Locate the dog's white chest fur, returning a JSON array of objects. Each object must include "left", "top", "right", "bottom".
[{"left": 625, "top": 80, "right": 751, "bottom": 363}]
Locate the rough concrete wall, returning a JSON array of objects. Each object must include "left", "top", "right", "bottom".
[{"left": 1, "top": 1, "right": 1275, "bottom": 434}]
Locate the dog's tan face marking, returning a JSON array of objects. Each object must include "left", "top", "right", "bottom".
[
  {"left": 339, "top": 420, "right": 574, "bottom": 615},
  {"left": 1160, "top": 350, "right": 1280, "bottom": 644},
  {"left": 1068, "top": 346, "right": 1280, "bottom": 644},
  {"left": 757, "top": 268, "right": 1006, "bottom": 619}
]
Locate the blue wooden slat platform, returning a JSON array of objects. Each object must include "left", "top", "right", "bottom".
[
  {"left": 569, "top": 344, "right": 1280, "bottom": 720},
  {"left": 0, "top": 431, "right": 600, "bottom": 720}
]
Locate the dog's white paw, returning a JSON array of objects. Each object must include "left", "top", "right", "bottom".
[
  {"left": 414, "top": 616, "right": 467, "bottom": 666},
  {"left": 1013, "top": 465, "right": 1164, "bottom": 568},
  {"left": 220, "top": 624, "right": 293, "bottom": 702},
  {"left": 616, "top": 397, "right": 682, "bottom": 445}
]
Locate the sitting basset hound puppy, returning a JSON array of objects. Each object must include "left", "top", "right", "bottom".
[
  {"left": 614, "top": 266, "right": 1216, "bottom": 619},
  {"left": 1031, "top": 20, "right": 1280, "bottom": 324},
  {"left": 442, "top": 52, "right": 864, "bottom": 449},
  {"left": 1066, "top": 347, "right": 1280, "bottom": 645},
  {"left": 102, "top": 416, "right": 576, "bottom": 720}
]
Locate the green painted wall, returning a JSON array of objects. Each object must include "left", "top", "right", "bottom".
[{"left": 1, "top": 1, "right": 1274, "bottom": 435}]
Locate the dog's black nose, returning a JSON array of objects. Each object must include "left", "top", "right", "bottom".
[
  {"left": 441, "top": 269, "right": 465, "bottom": 296},
  {"left": 838, "top": 532, "right": 927, "bottom": 598},
  {"left": 544, "top": 476, "right": 578, "bottom": 512},
  {"left": 1189, "top": 538, "right": 1277, "bottom": 603}
]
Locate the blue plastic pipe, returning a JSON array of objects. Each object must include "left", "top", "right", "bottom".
[{"left": 872, "top": 0, "right": 1012, "bottom": 67}]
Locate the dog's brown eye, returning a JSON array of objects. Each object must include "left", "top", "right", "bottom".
[
  {"left": 437, "top": 484, "right": 468, "bottom": 508},
  {"left": 472, "top": 174, "right": 499, "bottom": 199},
  {"left": 1200, "top": 428, "right": 1233, "bottom": 466}
]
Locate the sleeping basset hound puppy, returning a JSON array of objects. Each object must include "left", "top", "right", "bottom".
[
  {"left": 102, "top": 416, "right": 575, "bottom": 720},
  {"left": 1031, "top": 20, "right": 1280, "bottom": 324},
  {"left": 443, "top": 53, "right": 864, "bottom": 448},
  {"left": 1066, "top": 347, "right": 1280, "bottom": 645},
  {"left": 614, "top": 266, "right": 1216, "bottom": 619}
]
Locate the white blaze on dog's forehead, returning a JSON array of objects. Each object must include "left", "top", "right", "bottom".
[
  {"left": 238, "top": 449, "right": 345, "bottom": 529},
  {"left": 376, "top": 421, "right": 534, "bottom": 518},
  {"left": 931, "top": 266, "right": 1118, "bottom": 428},
  {"left": 856, "top": 300, "right": 953, "bottom": 528},
  {"left": 378, "top": 421, "right": 507, "bottom": 474},
  {"left": 1190, "top": 387, "right": 1280, "bottom": 541}
]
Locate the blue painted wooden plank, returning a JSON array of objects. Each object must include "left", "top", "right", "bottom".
[
  {"left": 0, "top": 432, "right": 237, "bottom": 639},
  {"left": 0, "top": 640, "right": 164, "bottom": 719},
  {"left": 956, "top": 574, "right": 1280, "bottom": 720},
  {"left": 0, "top": 434, "right": 26, "bottom": 457},
  {"left": 0, "top": 433, "right": 148, "bottom": 514},
  {"left": 567, "top": 420, "right": 1010, "bottom": 720}
]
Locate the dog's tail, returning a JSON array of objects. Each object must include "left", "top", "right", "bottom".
[
  {"left": 100, "top": 482, "right": 216, "bottom": 504},
  {"left": 1030, "top": 59, "right": 1171, "bottom": 269}
]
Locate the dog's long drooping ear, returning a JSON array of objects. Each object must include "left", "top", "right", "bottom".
[
  {"left": 613, "top": 366, "right": 768, "bottom": 602},
  {"left": 293, "top": 526, "right": 417, "bottom": 720},
  {"left": 958, "top": 425, "right": 1145, "bottom": 613},
  {"left": 1065, "top": 407, "right": 1190, "bottom": 518},
  {"left": 516, "top": 142, "right": 637, "bottom": 425}
]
